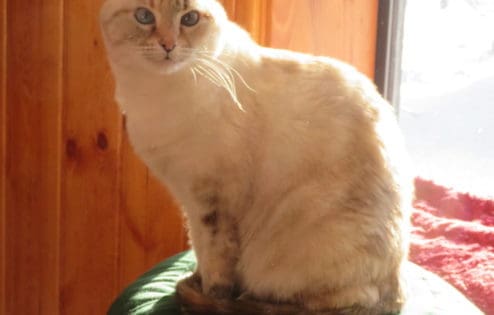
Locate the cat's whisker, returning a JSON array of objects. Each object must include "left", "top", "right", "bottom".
[
  {"left": 196, "top": 58, "right": 245, "bottom": 111},
  {"left": 201, "top": 59, "right": 236, "bottom": 92},
  {"left": 196, "top": 59, "right": 232, "bottom": 89},
  {"left": 190, "top": 67, "right": 198, "bottom": 85},
  {"left": 194, "top": 53, "right": 255, "bottom": 94},
  {"left": 205, "top": 56, "right": 256, "bottom": 93},
  {"left": 195, "top": 56, "right": 250, "bottom": 110},
  {"left": 136, "top": 47, "right": 165, "bottom": 57},
  {"left": 134, "top": 46, "right": 251, "bottom": 110},
  {"left": 195, "top": 63, "right": 220, "bottom": 84},
  {"left": 195, "top": 65, "right": 224, "bottom": 88},
  {"left": 180, "top": 47, "right": 236, "bottom": 59},
  {"left": 197, "top": 63, "right": 228, "bottom": 88}
]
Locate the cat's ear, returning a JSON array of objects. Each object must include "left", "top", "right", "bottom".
[
  {"left": 100, "top": 0, "right": 117, "bottom": 46},
  {"left": 195, "top": 0, "right": 228, "bottom": 23},
  {"left": 100, "top": 0, "right": 117, "bottom": 25}
]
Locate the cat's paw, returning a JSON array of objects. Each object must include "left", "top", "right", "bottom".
[
  {"left": 187, "top": 272, "right": 235, "bottom": 299},
  {"left": 182, "top": 272, "right": 203, "bottom": 292},
  {"left": 206, "top": 283, "right": 236, "bottom": 300}
]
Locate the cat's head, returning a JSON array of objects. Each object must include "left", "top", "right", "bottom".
[{"left": 100, "top": 0, "right": 228, "bottom": 74}]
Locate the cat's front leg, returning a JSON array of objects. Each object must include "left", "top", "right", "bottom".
[
  {"left": 189, "top": 211, "right": 239, "bottom": 299},
  {"left": 187, "top": 180, "right": 240, "bottom": 299}
]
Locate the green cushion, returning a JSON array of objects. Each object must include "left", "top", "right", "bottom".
[{"left": 108, "top": 251, "right": 483, "bottom": 315}]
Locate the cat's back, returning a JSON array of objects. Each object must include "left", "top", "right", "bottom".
[
  {"left": 249, "top": 47, "right": 388, "bottom": 132},
  {"left": 241, "top": 46, "right": 411, "bottom": 217},
  {"left": 248, "top": 46, "right": 395, "bottom": 152}
]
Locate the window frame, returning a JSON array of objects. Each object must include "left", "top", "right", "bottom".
[{"left": 374, "top": 0, "right": 407, "bottom": 111}]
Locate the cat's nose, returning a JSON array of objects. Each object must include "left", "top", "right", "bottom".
[{"left": 160, "top": 43, "right": 176, "bottom": 53}]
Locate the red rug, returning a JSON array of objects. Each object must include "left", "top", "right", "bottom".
[{"left": 410, "top": 178, "right": 494, "bottom": 314}]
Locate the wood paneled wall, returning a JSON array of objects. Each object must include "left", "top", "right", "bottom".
[
  {"left": 269, "top": 0, "right": 378, "bottom": 77},
  {"left": 6, "top": 2, "right": 63, "bottom": 314},
  {"left": 221, "top": 0, "right": 271, "bottom": 45},
  {"left": 1, "top": 0, "right": 6, "bottom": 314},
  {"left": 0, "top": 1, "right": 378, "bottom": 314}
]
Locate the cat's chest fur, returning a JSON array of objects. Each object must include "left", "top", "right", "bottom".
[{"left": 114, "top": 70, "right": 254, "bottom": 204}]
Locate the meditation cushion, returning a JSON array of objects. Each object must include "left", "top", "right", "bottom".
[{"left": 108, "top": 251, "right": 483, "bottom": 315}]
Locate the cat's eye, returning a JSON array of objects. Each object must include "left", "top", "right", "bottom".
[
  {"left": 181, "top": 10, "right": 200, "bottom": 27},
  {"left": 135, "top": 7, "right": 155, "bottom": 25}
]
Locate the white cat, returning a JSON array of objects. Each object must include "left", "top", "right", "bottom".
[{"left": 100, "top": 1, "right": 413, "bottom": 314}]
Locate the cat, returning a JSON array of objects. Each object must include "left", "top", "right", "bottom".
[{"left": 100, "top": 0, "right": 413, "bottom": 314}]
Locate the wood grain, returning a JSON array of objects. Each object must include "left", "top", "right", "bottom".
[
  {"left": 219, "top": 0, "right": 236, "bottom": 18},
  {"left": 0, "top": 0, "right": 6, "bottom": 313},
  {"left": 220, "top": 0, "right": 271, "bottom": 45},
  {"left": 4, "top": 0, "right": 63, "bottom": 314},
  {"left": 60, "top": 0, "right": 121, "bottom": 313},
  {"left": 269, "top": 0, "right": 379, "bottom": 78}
]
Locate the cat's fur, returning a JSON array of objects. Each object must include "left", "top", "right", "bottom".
[{"left": 100, "top": 1, "right": 412, "bottom": 314}]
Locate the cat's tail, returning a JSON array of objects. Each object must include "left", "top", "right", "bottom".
[{"left": 175, "top": 276, "right": 387, "bottom": 315}]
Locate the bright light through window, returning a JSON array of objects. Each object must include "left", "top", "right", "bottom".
[{"left": 399, "top": 0, "right": 494, "bottom": 197}]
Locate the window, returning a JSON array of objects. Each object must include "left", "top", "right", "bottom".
[{"left": 379, "top": 0, "right": 494, "bottom": 197}]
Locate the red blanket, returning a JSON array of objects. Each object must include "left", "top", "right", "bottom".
[{"left": 410, "top": 178, "right": 494, "bottom": 314}]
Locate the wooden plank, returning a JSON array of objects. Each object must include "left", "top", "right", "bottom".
[
  {"left": 4, "top": 0, "right": 63, "bottom": 314},
  {"left": 60, "top": 0, "right": 121, "bottom": 313},
  {"left": 0, "top": 0, "right": 6, "bottom": 313},
  {"left": 219, "top": 0, "right": 236, "bottom": 18},
  {"left": 269, "top": 0, "right": 379, "bottom": 78},
  {"left": 233, "top": 0, "right": 271, "bottom": 45},
  {"left": 219, "top": 0, "right": 271, "bottom": 45}
]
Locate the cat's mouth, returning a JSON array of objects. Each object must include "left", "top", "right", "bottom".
[
  {"left": 140, "top": 47, "right": 189, "bottom": 74},
  {"left": 164, "top": 51, "right": 173, "bottom": 61},
  {"left": 152, "top": 56, "right": 188, "bottom": 74},
  {"left": 146, "top": 53, "right": 179, "bottom": 65}
]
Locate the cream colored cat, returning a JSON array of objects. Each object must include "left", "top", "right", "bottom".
[{"left": 100, "top": 0, "right": 413, "bottom": 314}]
